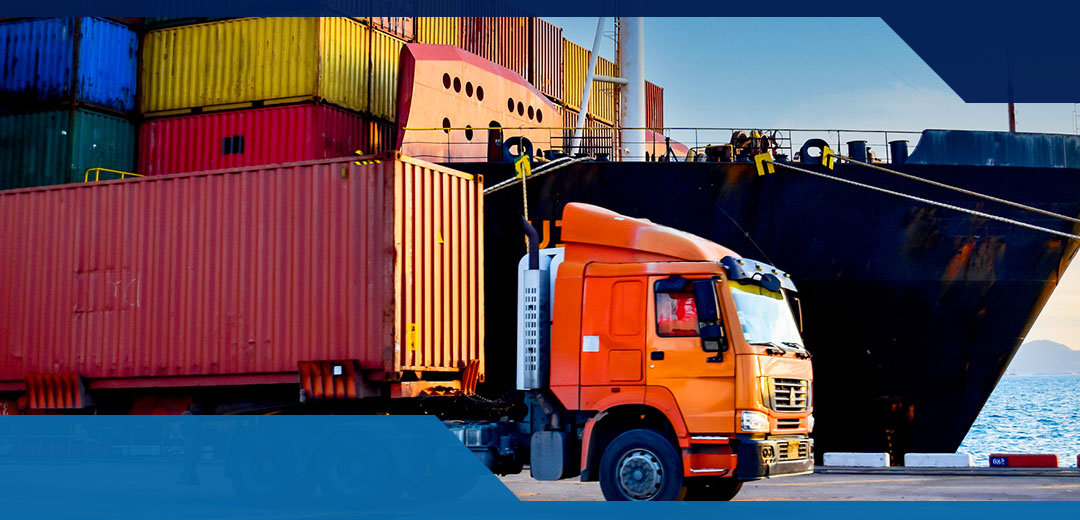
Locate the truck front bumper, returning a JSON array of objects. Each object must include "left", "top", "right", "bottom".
[{"left": 734, "top": 437, "right": 814, "bottom": 480}]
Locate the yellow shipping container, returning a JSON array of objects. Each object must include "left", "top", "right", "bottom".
[
  {"left": 370, "top": 30, "right": 405, "bottom": 121},
  {"left": 416, "top": 17, "right": 459, "bottom": 45},
  {"left": 562, "top": 38, "right": 588, "bottom": 112},
  {"left": 589, "top": 56, "right": 618, "bottom": 125},
  {"left": 141, "top": 18, "right": 372, "bottom": 116}
]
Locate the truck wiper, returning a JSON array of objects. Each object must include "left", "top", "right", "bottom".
[
  {"left": 782, "top": 342, "right": 813, "bottom": 358},
  {"left": 751, "top": 341, "right": 787, "bottom": 355}
]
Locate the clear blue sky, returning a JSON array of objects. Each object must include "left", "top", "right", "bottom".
[{"left": 550, "top": 17, "right": 1080, "bottom": 349}]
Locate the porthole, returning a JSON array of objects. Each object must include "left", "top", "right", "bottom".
[
  {"left": 476, "top": 86, "right": 484, "bottom": 101},
  {"left": 507, "top": 97, "right": 515, "bottom": 112},
  {"left": 517, "top": 102, "right": 524, "bottom": 116},
  {"left": 453, "top": 77, "right": 461, "bottom": 93},
  {"left": 442, "top": 73, "right": 451, "bottom": 89},
  {"left": 528, "top": 106, "right": 534, "bottom": 120},
  {"left": 442, "top": 117, "right": 451, "bottom": 134},
  {"left": 465, "top": 81, "right": 474, "bottom": 97},
  {"left": 536, "top": 109, "right": 543, "bottom": 123},
  {"left": 465, "top": 125, "right": 474, "bottom": 141}
]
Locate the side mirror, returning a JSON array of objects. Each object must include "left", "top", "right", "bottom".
[
  {"left": 692, "top": 279, "right": 728, "bottom": 357},
  {"left": 788, "top": 292, "right": 804, "bottom": 333}
]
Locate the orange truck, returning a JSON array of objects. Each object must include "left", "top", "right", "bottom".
[
  {"left": 0, "top": 156, "right": 811, "bottom": 501},
  {"left": 505, "top": 203, "right": 814, "bottom": 500}
]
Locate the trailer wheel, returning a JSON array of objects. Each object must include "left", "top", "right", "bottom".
[
  {"left": 681, "top": 478, "right": 743, "bottom": 501},
  {"left": 317, "top": 431, "right": 401, "bottom": 503},
  {"left": 230, "top": 430, "right": 302, "bottom": 501},
  {"left": 598, "top": 429, "right": 683, "bottom": 501}
]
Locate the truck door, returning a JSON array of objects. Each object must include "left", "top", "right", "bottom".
[
  {"left": 579, "top": 276, "right": 647, "bottom": 402},
  {"left": 646, "top": 276, "right": 736, "bottom": 433}
]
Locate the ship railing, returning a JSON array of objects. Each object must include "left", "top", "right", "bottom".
[{"left": 399, "top": 127, "right": 924, "bottom": 164}]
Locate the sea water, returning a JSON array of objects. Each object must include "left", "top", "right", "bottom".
[{"left": 958, "top": 374, "right": 1080, "bottom": 467}]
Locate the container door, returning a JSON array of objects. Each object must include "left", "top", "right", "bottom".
[{"left": 646, "top": 276, "right": 736, "bottom": 433}]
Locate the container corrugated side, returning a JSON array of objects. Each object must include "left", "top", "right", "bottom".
[
  {"left": 0, "top": 17, "right": 137, "bottom": 113},
  {"left": 559, "top": 106, "right": 579, "bottom": 152},
  {"left": 416, "top": 17, "right": 458, "bottom": 45},
  {"left": 319, "top": 17, "right": 371, "bottom": 114},
  {"left": 370, "top": 30, "right": 405, "bottom": 121},
  {"left": 138, "top": 103, "right": 368, "bottom": 176},
  {"left": 645, "top": 80, "right": 664, "bottom": 129},
  {"left": 141, "top": 18, "right": 318, "bottom": 114},
  {"left": 366, "top": 118, "right": 397, "bottom": 155},
  {"left": 371, "top": 17, "right": 415, "bottom": 41},
  {"left": 0, "top": 155, "right": 484, "bottom": 385},
  {"left": 458, "top": 17, "right": 488, "bottom": 59},
  {"left": 0, "top": 108, "right": 134, "bottom": 190},
  {"left": 488, "top": 17, "right": 528, "bottom": 79},
  {"left": 589, "top": 56, "right": 618, "bottom": 125},
  {"left": 528, "top": 18, "right": 562, "bottom": 102},
  {"left": 562, "top": 38, "right": 588, "bottom": 111}
]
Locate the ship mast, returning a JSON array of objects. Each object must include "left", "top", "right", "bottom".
[{"left": 617, "top": 17, "right": 647, "bottom": 161}]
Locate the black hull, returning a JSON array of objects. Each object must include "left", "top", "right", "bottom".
[{"left": 457, "top": 152, "right": 1080, "bottom": 459}]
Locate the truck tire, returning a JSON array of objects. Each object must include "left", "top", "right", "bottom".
[
  {"left": 598, "top": 429, "right": 683, "bottom": 501},
  {"left": 681, "top": 478, "right": 743, "bottom": 501},
  {"left": 317, "top": 431, "right": 401, "bottom": 503},
  {"left": 229, "top": 429, "right": 303, "bottom": 501}
]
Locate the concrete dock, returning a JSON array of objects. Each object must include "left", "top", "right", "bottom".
[{"left": 500, "top": 469, "right": 1080, "bottom": 501}]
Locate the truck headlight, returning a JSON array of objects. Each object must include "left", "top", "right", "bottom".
[
  {"left": 741, "top": 411, "right": 770, "bottom": 432},
  {"left": 808, "top": 414, "right": 815, "bottom": 432}
]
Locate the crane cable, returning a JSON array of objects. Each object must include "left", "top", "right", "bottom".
[
  {"left": 767, "top": 160, "right": 1080, "bottom": 241},
  {"left": 833, "top": 155, "right": 1080, "bottom": 225}
]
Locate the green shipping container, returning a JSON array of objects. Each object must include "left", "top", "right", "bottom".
[{"left": 0, "top": 109, "right": 135, "bottom": 190}]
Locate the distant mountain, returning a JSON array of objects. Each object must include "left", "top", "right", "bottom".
[{"left": 1006, "top": 340, "right": 1080, "bottom": 375}]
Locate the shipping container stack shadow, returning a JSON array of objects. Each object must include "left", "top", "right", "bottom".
[{"left": 0, "top": 17, "right": 139, "bottom": 190}]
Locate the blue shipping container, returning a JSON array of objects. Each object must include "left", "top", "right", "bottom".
[{"left": 0, "top": 18, "right": 137, "bottom": 113}]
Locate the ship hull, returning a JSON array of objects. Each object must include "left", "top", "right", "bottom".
[{"left": 457, "top": 156, "right": 1080, "bottom": 458}]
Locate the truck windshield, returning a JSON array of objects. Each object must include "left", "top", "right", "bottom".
[{"left": 727, "top": 280, "right": 804, "bottom": 349}]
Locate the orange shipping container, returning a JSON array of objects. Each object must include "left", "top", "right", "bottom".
[
  {"left": 0, "top": 154, "right": 484, "bottom": 389},
  {"left": 646, "top": 80, "right": 664, "bottom": 129},
  {"left": 529, "top": 18, "right": 563, "bottom": 101}
]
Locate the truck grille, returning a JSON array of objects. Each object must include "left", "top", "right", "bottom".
[
  {"left": 776, "top": 440, "right": 811, "bottom": 460},
  {"left": 776, "top": 418, "right": 801, "bottom": 429},
  {"left": 770, "top": 378, "right": 809, "bottom": 412}
]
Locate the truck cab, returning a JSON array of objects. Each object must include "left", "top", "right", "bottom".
[{"left": 518, "top": 203, "right": 813, "bottom": 500}]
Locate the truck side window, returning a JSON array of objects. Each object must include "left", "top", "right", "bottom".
[{"left": 656, "top": 292, "right": 699, "bottom": 337}]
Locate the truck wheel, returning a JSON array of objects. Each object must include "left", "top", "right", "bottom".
[
  {"left": 317, "top": 432, "right": 401, "bottom": 503},
  {"left": 230, "top": 430, "right": 302, "bottom": 501},
  {"left": 681, "top": 478, "right": 743, "bottom": 501},
  {"left": 598, "top": 429, "right": 683, "bottom": 501}
]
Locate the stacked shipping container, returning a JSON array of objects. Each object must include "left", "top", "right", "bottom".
[
  {"left": 138, "top": 17, "right": 402, "bottom": 175},
  {"left": 0, "top": 16, "right": 665, "bottom": 189},
  {"left": 0, "top": 17, "right": 137, "bottom": 189}
]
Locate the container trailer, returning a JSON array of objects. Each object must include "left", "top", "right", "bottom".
[{"left": 0, "top": 152, "right": 814, "bottom": 500}]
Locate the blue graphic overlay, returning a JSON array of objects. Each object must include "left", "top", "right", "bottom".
[{"left": 0, "top": 415, "right": 516, "bottom": 518}]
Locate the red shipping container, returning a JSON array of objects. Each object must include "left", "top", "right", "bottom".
[
  {"left": 645, "top": 80, "right": 664, "bottom": 130},
  {"left": 138, "top": 104, "right": 369, "bottom": 176},
  {"left": 370, "top": 16, "right": 415, "bottom": 42},
  {"left": 458, "top": 17, "right": 489, "bottom": 59},
  {"left": 529, "top": 18, "right": 563, "bottom": 102},
  {"left": 0, "top": 154, "right": 484, "bottom": 391},
  {"left": 488, "top": 17, "right": 528, "bottom": 80}
]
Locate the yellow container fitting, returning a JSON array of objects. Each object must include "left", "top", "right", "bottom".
[{"left": 141, "top": 18, "right": 372, "bottom": 116}]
